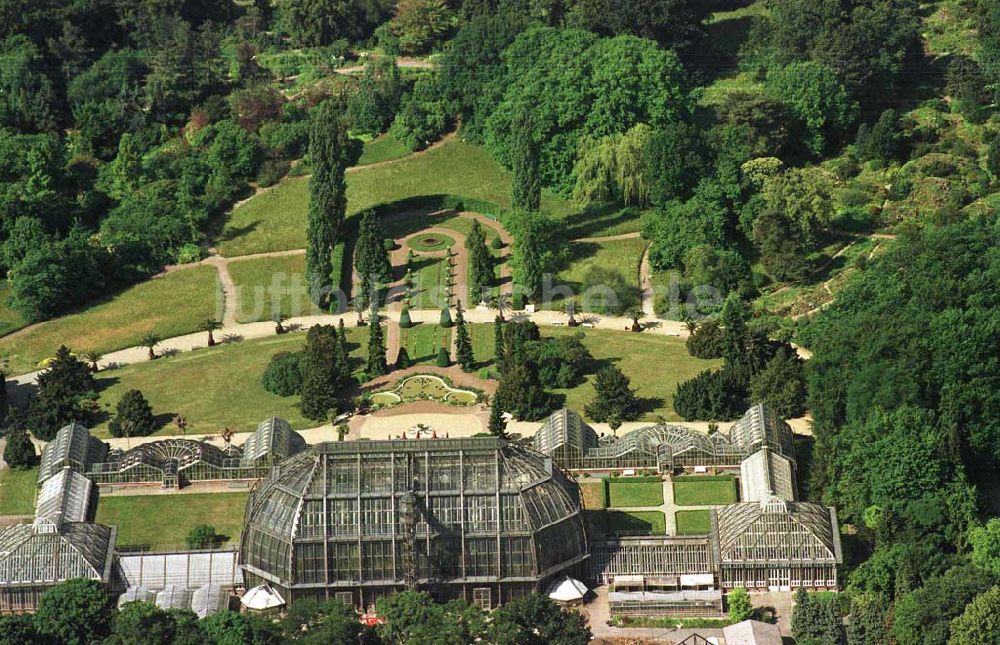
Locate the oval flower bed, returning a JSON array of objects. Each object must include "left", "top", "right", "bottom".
[{"left": 369, "top": 374, "right": 480, "bottom": 409}]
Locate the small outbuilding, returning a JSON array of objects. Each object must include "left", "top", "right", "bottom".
[
  {"left": 241, "top": 583, "right": 285, "bottom": 613},
  {"left": 723, "top": 619, "right": 782, "bottom": 645},
  {"left": 546, "top": 576, "right": 588, "bottom": 606}
]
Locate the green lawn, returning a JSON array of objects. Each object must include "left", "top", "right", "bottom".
[
  {"left": 90, "top": 329, "right": 367, "bottom": 439},
  {"left": 0, "top": 281, "right": 29, "bottom": 338},
  {"left": 218, "top": 140, "right": 572, "bottom": 256},
  {"left": 607, "top": 478, "right": 664, "bottom": 508},
  {"left": 95, "top": 493, "right": 249, "bottom": 551},
  {"left": 673, "top": 475, "right": 737, "bottom": 506},
  {"left": 0, "top": 466, "right": 38, "bottom": 516},
  {"left": 607, "top": 510, "right": 666, "bottom": 535},
  {"left": 408, "top": 255, "right": 451, "bottom": 309},
  {"left": 675, "top": 510, "right": 712, "bottom": 536},
  {"left": 227, "top": 254, "right": 327, "bottom": 323},
  {"left": 543, "top": 328, "right": 722, "bottom": 422},
  {"left": 357, "top": 133, "right": 412, "bottom": 166},
  {"left": 551, "top": 238, "right": 647, "bottom": 312},
  {"left": 0, "top": 267, "right": 220, "bottom": 376},
  {"left": 398, "top": 323, "right": 451, "bottom": 365},
  {"left": 468, "top": 322, "right": 496, "bottom": 367}
]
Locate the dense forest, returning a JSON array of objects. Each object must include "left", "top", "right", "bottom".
[{"left": 2, "top": 0, "right": 1000, "bottom": 642}]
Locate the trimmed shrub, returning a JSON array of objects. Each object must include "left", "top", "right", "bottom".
[
  {"left": 399, "top": 306, "right": 413, "bottom": 329},
  {"left": 436, "top": 347, "right": 451, "bottom": 367},
  {"left": 383, "top": 237, "right": 395, "bottom": 251},
  {"left": 490, "top": 236, "right": 503, "bottom": 250},
  {"left": 262, "top": 351, "right": 303, "bottom": 396},
  {"left": 396, "top": 347, "right": 411, "bottom": 369},
  {"left": 186, "top": 524, "right": 219, "bottom": 549},
  {"left": 439, "top": 307, "right": 452, "bottom": 328}
]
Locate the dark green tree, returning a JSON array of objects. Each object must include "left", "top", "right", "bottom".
[
  {"left": 846, "top": 594, "right": 888, "bottom": 645},
  {"left": 510, "top": 110, "right": 541, "bottom": 212},
  {"left": 0, "top": 370, "right": 8, "bottom": 424},
  {"left": 0, "top": 613, "right": 42, "bottom": 644},
  {"left": 487, "top": 593, "right": 591, "bottom": 645},
  {"left": 488, "top": 400, "right": 507, "bottom": 437},
  {"left": 107, "top": 601, "right": 196, "bottom": 645},
  {"left": 494, "top": 362, "right": 552, "bottom": 421},
  {"left": 435, "top": 347, "right": 451, "bottom": 367},
  {"left": 686, "top": 320, "right": 725, "bottom": 359},
  {"left": 281, "top": 599, "right": 362, "bottom": 644},
  {"left": 584, "top": 366, "right": 641, "bottom": 432},
  {"left": 765, "top": 61, "right": 856, "bottom": 156},
  {"left": 727, "top": 587, "right": 753, "bottom": 622},
  {"left": 439, "top": 306, "right": 452, "bottom": 328},
  {"left": 466, "top": 221, "right": 494, "bottom": 302},
  {"left": 396, "top": 346, "right": 411, "bottom": 369},
  {"left": 855, "top": 109, "right": 900, "bottom": 163},
  {"left": 307, "top": 100, "right": 350, "bottom": 307},
  {"left": 35, "top": 578, "right": 114, "bottom": 645},
  {"left": 300, "top": 326, "right": 346, "bottom": 421},
  {"left": 108, "top": 389, "right": 156, "bottom": 438},
  {"left": 454, "top": 302, "right": 474, "bottom": 371},
  {"left": 366, "top": 312, "right": 388, "bottom": 377},
  {"left": 354, "top": 209, "right": 392, "bottom": 285},
  {"left": 200, "top": 610, "right": 280, "bottom": 645},
  {"left": 262, "top": 352, "right": 304, "bottom": 397},
  {"left": 949, "top": 586, "right": 1000, "bottom": 645},
  {"left": 26, "top": 345, "right": 97, "bottom": 440},
  {"left": 749, "top": 348, "right": 806, "bottom": 418},
  {"left": 3, "top": 424, "right": 36, "bottom": 469},
  {"left": 791, "top": 589, "right": 842, "bottom": 645},
  {"left": 493, "top": 315, "right": 505, "bottom": 369},
  {"left": 720, "top": 293, "right": 750, "bottom": 369}
]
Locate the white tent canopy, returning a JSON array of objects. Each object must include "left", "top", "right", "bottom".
[
  {"left": 240, "top": 583, "right": 285, "bottom": 610},
  {"left": 547, "top": 576, "right": 588, "bottom": 603}
]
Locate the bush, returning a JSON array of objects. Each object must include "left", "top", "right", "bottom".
[
  {"left": 261, "top": 351, "right": 303, "bottom": 396},
  {"left": 175, "top": 242, "right": 203, "bottom": 265},
  {"left": 686, "top": 320, "right": 725, "bottom": 359},
  {"left": 383, "top": 237, "right": 395, "bottom": 251},
  {"left": 439, "top": 307, "right": 452, "bottom": 328},
  {"left": 260, "top": 120, "right": 309, "bottom": 158},
  {"left": 396, "top": 346, "right": 411, "bottom": 369},
  {"left": 108, "top": 389, "right": 156, "bottom": 438},
  {"left": 3, "top": 426, "right": 37, "bottom": 469},
  {"left": 512, "top": 292, "right": 525, "bottom": 310},
  {"left": 673, "top": 368, "right": 747, "bottom": 421},
  {"left": 490, "top": 236, "right": 503, "bottom": 250},
  {"left": 399, "top": 306, "right": 413, "bottom": 329},
  {"left": 186, "top": 524, "right": 219, "bottom": 549},
  {"left": 256, "top": 159, "right": 291, "bottom": 187},
  {"left": 435, "top": 347, "right": 451, "bottom": 367}
]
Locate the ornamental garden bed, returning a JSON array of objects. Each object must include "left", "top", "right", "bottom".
[
  {"left": 369, "top": 374, "right": 481, "bottom": 409},
  {"left": 407, "top": 233, "right": 455, "bottom": 252}
]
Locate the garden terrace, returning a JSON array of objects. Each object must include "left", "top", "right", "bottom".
[{"left": 95, "top": 493, "right": 249, "bottom": 552}]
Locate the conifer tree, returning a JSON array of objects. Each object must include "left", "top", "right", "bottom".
[
  {"left": 439, "top": 306, "right": 452, "bottom": 328},
  {"left": 307, "top": 100, "right": 350, "bottom": 307},
  {"left": 454, "top": 303, "right": 474, "bottom": 371},
  {"left": 300, "top": 326, "right": 343, "bottom": 421},
  {"left": 354, "top": 209, "right": 392, "bottom": 285},
  {"left": 584, "top": 366, "right": 641, "bottom": 433},
  {"left": 488, "top": 400, "right": 507, "bottom": 438},
  {"left": 108, "top": 389, "right": 156, "bottom": 438},
  {"left": 3, "top": 425, "right": 37, "bottom": 469},
  {"left": 366, "top": 310, "right": 388, "bottom": 377},
  {"left": 466, "top": 220, "right": 494, "bottom": 302},
  {"left": 511, "top": 110, "right": 541, "bottom": 212},
  {"left": 107, "top": 133, "right": 142, "bottom": 201},
  {"left": 337, "top": 318, "right": 348, "bottom": 349},
  {"left": 493, "top": 315, "right": 505, "bottom": 371}
]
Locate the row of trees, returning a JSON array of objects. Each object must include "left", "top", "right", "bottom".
[{"left": 0, "top": 579, "right": 590, "bottom": 645}]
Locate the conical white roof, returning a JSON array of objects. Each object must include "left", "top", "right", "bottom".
[
  {"left": 547, "top": 576, "right": 588, "bottom": 602},
  {"left": 240, "top": 583, "right": 285, "bottom": 610}
]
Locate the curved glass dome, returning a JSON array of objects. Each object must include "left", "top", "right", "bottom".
[{"left": 239, "top": 438, "right": 588, "bottom": 606}]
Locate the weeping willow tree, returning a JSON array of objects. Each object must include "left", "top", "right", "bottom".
[{"left": 571, "top": 123, "right": 652, "bottom": 207}]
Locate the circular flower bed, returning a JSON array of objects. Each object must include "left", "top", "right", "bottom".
[{"left": 407, "top": 233, "right": 456, "bottom": 252}]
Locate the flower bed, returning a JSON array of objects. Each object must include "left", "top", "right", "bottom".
[{"left": 368, "top": 374, "right": 481, "bottom": 409}]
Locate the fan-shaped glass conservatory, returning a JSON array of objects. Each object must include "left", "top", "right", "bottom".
[{"left": 239, "top": 437, "right": 589, "bottom": 610}]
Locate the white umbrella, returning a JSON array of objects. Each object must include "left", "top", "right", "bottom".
[
  {"left": 240, "top": 584, "right": 285, "bottom": 611},
  {"left": 546, "top": 576, "right": 588, "bottom": 603}
]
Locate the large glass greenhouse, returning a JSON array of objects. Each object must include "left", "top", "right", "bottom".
[{"left": 239, "top": 437, "right": 589, "bottom": 610}]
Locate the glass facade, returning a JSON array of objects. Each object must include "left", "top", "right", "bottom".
[{"left": 239, "top": 438, "right": 589, "bottom": 607}]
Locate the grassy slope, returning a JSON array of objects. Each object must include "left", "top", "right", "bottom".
[
  {"left": 0, "top": 282, "right": 28, "bottom": 338},
  {"left": 0, "top": 267, "right": 220, "bottom": 376},
  {"left": 358, "top": 133, "right": 412, "bottom": 166},
  {"left": 543, "top": 328, "right": 722, "bottom": 422},
  {"left": 672, "top": 475, "right": 737, "bottom": 506},
  {"left": 607, "top": 480, "right": 664, "bottom": 507},
  {"left": 218, "top": 140, "right": 573, "bottom": 256},
  {"left": 0, "top": 466, "right": 38, "bottom": 515},
  {"left": 95, "top": 492, "right": 249, "bottom": 551},
  {"left": 552, "top": 238, "right": 647, "bottom": 311},
  {"left": 227, "top": 254, "right": 326, "bottom": 323},
  {"left": 90, "top": 328, "right": 367, "bottom": 438}
]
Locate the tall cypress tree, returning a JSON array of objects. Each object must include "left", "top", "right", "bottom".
[
  {"left": 488, "top": 400, "right": 507, "bottom": 438},
  {"left": 493, "top": 315, "right": 505, "bottom": 370},
  {"left": 466, "top": 221, "right": 494, "bottom": 302},
  {"left": 337, "top": 318, "right": 348, "bottom": 350},
  {"left": 366, "top": 310, "right": 388, "bottom": 377},
  {"left": 307, "top": 100, "right": 350, "bottom": 307},
  {"left": 454, "top": 302, "right": 474, "bottom": 371},
  {"left": 354, "top": 209, "right": 392, "bottom": 285},
  {"left": 300, "top": 326, "right": 343, "bottom": 421},
  {"left": 511, "top": 110, "right": 541, "bottom": 212}
]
